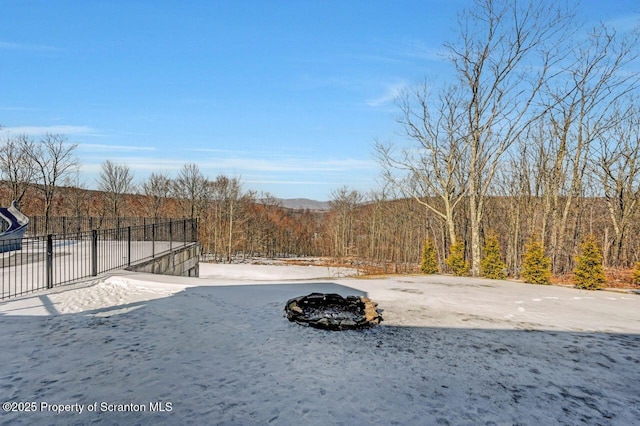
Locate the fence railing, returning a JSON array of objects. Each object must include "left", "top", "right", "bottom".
[
  {"left": 0, "top": 218, "right": 198, "bottom": 301},
  {"left": 21, "top": 216, "right": 188, "bottom": 237}
]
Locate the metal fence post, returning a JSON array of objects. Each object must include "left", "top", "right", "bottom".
[
  {"left": 169, "top": 220, "right": 173, "bottom": 252},
  {"left": 46, "top": 234, "right": 53, "bottom": 289},
  {"left": 91, "top": 230, "right": 98, "bottom": 276},
  {"left": 152, "top": 223, "right": 156, "bottom": 258},
  {"left": 127, "top": 226, "right": 131, "bottom": 266}
]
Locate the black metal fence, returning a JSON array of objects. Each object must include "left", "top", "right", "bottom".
[
  {"left": 24, "top": 216, "right": 188, "bottom": 237},
  {"left": 1, "top": 218, "right": 198, "bottom": 300}
]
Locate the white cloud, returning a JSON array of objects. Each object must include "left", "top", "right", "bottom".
[
  {"left": 191, "top": 148, "right": 257, "bottom": 155},
  {"left": 244, "top": 179, "right": 327, "bottom": 185},
  {"left": 0, "top": 40, "right": 61, "bottom": 52},
  {"left": 366, "top": 82, "right": 407, "bottom": 107},
  {"left": 197, "top": 156, "right": 376, "bottom": 173},
  {"left": 3, "top": 125, "right": 97, "bottom": 136},
  {"left": 79, "top": 158, "right": 184, "bottom": 176},
  {"left": 78, "top": 143, "right": 156, "bottom": 152},
  {"left": 319, "top": 158, "right": 376, "bottom": 169},
  {"left": 80, "top": 153, "right": 376, "bottom": 177}
]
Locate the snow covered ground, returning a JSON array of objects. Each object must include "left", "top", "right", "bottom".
[{"left": 0, "top": 263, "right": 639, "bottom": 425}]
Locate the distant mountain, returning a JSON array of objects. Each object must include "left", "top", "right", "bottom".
[{"left": 278, "top": 198, "right": 330, "bottom": 211}]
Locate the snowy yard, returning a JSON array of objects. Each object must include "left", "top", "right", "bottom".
[{"left": 0, "top": 263, "right": 639, "bottom": 425}]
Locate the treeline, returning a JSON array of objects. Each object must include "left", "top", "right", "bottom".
[
  {"left": 0, "top": 139, "right": 324, "bottom": 262},
  {"left": 1, "top": 139, "right": 639, "bottom": 283},
  {"left": 2, "top": 123, "right": 639, "bottom": 279},
  {"left": 325, "top": 187, "right": 640, "bottom": 280},
  {"left": 0, "top": 134, "right": 424, "bottom": 269}
]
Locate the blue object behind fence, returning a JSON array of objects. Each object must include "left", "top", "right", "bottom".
[{"left": 0, "top": 201, "right": 29, "bottom": 252}]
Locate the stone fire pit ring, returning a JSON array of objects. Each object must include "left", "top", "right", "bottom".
[{"left": 285, "top": 292, "right": 383, "bottom": 330}]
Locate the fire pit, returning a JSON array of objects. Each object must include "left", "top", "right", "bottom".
[{"left": 285, "top": 293, "right": 383, "bottom": 330}]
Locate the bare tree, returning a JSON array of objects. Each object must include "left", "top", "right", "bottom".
[
  {"left": 0, "top": 135, "right": 36, "bottom": 206},
  {"left": 207, "top": 175, "right": 251, "bottom": 262},
  {"left": 376, "top": 83, "right": 468, "bottom": 248},
  {"left": 363, "top": 187, "right": 389, "bottom": 263},
  {"left": 97, "top": 160, "right": 135, "bottom": 217},
  {"left": 248, "top": 192, "right": 283, "bottom": 257},
  {"left": 494, "top": 135, "right": 543, "bottom": 277},
  {"left": 172, "top": 163, "right": 207, "bottom": 220},
  {"left": 141, "top": 171, "right": 172, "bottom": 221},
  {"left": 62, "top": 170, "right": 91, "bottom": 220},
  {"left": 540, "top": 24, "right": 639, "bottom": 272},
  {"left": 445, "top": 0, "right": 572, "bottom": 275},
  {"left": 328, "top": 186, "right": 363, "bottom": 258},
  {"left": 592, "top": 103, "right": 640, "bottom": 267},
  {"left": 379, "top": 0, "right": 571, "bottom": 276},
  {"left": 28, "top": 133, "right": 79, "bottom": 233}
]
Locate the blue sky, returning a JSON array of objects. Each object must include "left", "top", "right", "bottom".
[{"left": 1, "top": 1, "right": 638, "bottom": 200}]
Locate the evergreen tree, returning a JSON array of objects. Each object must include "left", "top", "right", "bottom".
[
  {"left": 521, "top": 239, "right": 551, "bottom": 285},
  {"left": 481, "top": 233, "right": 506, "bottom": 279},
  {"left": 574, "top": 235, "right": 606, "bottom": 290},
  {"left": 421, "top": 238, "right": 439, "bottom": 274},
  {"left": 446, "top": 241, "right": 469, "bottom": 276}
]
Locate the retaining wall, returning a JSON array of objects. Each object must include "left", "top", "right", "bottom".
[{"left": 125, "top": 243, "right": 200, "bottom": 277}]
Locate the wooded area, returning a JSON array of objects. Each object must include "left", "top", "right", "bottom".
[
  {"left": 2, "top": 169, "right": 639, "bottom": 286},
  {"left": 1, "top": 0, "right": 639, "bottom": 285}
]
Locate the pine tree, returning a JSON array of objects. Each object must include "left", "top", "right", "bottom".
[
  {"left": 446, "top": 241, "right": 469, "bottom": 276},
  {"left": 574, "top": 235, "right": 606, "bottom": 290},
  {"left": 420, "top": 238, "right": 439, "bottom": 274},
  {"left": 521, "top": 239, "right": 551, "bottom": 285},
  {"left": 481, "top": 233, "right": 506, "bottom": 279}
]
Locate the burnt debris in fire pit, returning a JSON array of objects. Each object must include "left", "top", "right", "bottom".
[{"left": 285, "top": 293, "right": 383, "bottom": 330}]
